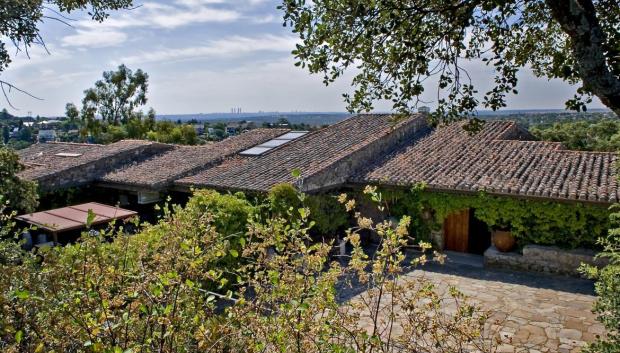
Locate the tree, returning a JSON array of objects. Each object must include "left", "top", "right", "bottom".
[
  {"left": 0, "top": 109, "right": 9, "bottom": 120},
  {"left": 280, "top": 0, "right": 620, "bottom": 120},
  {"left": 2, "top": 126, "right": 8, "bottom": 144},
  {"left": 0, "top": 1, "right": 134, "bottom": 107},
  {"left": 17, "top": 127, "right": 32, "bottom": 143},
  {"left": 81, "top": 64, "right": 149, "bottom": 125},
  {"left": 0, "top": 147, "right": 38, "bottom": 212},
  {"left": 64, "top": 103, "right": 79, "bottom": 122}
]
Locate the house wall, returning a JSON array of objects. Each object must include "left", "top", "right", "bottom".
[
  {"left": 302, "top": 118, "right": 430, "bottom": 192},
  {"left": 36, "top": 144, "right": 170, "bottom": 191}
]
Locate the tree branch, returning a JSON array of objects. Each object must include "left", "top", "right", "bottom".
[{"left": 546, "top": 0, "right": 620, "bottom": 116}]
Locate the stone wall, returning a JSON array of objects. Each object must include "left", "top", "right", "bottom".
[{"left": 484, "top": 245, "right": 608, "bottom": 277}]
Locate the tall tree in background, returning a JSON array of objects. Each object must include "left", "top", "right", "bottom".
[
  {"left": 65, "top": 102, "right": 79, "bottom": 123},
  {"left": 280, "top": 0, "right": 620, "bottom": 120},
  {"left": 81, "top": 65, "right": 148, "bottom": 125},
  {"left": 1, "top": 126, "right": 8, "bottom": 145},
  {"left": 0, "top": 0, "right": 133, "bottom": 107}
]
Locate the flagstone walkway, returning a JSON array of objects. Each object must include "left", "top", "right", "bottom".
[{"left": 339, "top": 251, "right": 604, "bottom": 353}]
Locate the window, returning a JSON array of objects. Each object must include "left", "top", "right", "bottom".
[{"left": 239, "top": 131, "right": 308, "bottom": 156}]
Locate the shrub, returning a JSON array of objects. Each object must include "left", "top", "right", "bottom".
[
  {"left": 0, "top": 187, "right": 499, "bottom": 352},
  {"left": 581, "top": 206, "right": 620, "bottom": 353},
  {"left": 268, "top": 183, "right": 302, "bottom": 216},
  {"left": 0, "top": 147, "right": 38, "bottom": 213},
  {"left": 183, "top": 189, "right": 255, "bottom": 237},
  {"left": 268, "top": 183, "right": 348, "bottom": 236}
]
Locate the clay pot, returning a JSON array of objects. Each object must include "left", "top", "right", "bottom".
[{"left": 492, "top": 230, "right": 516, "bottom": 252}]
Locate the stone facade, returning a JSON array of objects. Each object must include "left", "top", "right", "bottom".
[{"left": 484, "top": 245, "right": 609, "bottom": 277}]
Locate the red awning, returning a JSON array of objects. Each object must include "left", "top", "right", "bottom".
[{"left": 16, "top": 202, "right": 137, "bottom": 233}]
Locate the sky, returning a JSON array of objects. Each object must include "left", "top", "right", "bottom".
[{"left": 1, "top": 0, "right": 606, "bottom": 117}]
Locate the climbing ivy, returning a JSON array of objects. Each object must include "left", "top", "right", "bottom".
[{"left": 379, "top": 184, "right": 610, "bottom": 250}]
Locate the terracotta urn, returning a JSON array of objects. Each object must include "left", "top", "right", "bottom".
[{"left": 492, "top": 230, "right": 516, "bottom": 252}]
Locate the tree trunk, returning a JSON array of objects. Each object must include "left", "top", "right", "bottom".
[{"left": 546, "top": 0, "right": 620, "bottom": 116}]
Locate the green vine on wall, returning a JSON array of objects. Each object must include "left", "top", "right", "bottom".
[{"left": 380, "top": 184, "right": 610, "bottom": 250}]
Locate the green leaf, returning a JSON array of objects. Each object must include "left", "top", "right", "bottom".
[
  {"left": 15, "top": 330, "right": 23, "bottom": 343},
  {"left": 86, "top": 209, "right": 96, "bottom": 228},
  {"left": 14, "top": 290, "right": 29, "bottom": 300},
  {"left": 291, "top": 168, "right": 301, "bottom": 178}
]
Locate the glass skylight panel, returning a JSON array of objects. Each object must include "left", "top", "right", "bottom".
[
  {"left": 238, "top": 131, "right": 309, "bottom": 156},
  {"left": 278, "top": 131, "right": 308, "bottom": 140},
  {"left": 239, "top": 146, "right": 273, "bottom": 156},
  {"left": 258, "top": 139, "right": 290, "bottom": 148}
]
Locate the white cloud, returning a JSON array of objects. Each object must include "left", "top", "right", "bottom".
[
  {"left": 61, "top": 30, "right": 128, "bottom": 48},
  {"left": 150, "top": 7, "right": 240, "bottom": 28},
  {"left": 61, "top": 1, "right": 242, "bottom": 48},
  {"left": 250, "top": 14, "right": 280, "bottom": 24},
  {"left": 116, "top": 34, "right": 297, "bottom": 65},
  {"left": 73, "top": 1, "right": 240, "bottom": 31}
]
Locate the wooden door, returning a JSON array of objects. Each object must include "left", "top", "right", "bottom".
[{"left": 443, "top": 209, "right": 470, "bottom": 252}]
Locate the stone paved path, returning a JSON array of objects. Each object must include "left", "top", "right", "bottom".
[{"left": 338, "top": 251, "right": 604, "bottom": 353}]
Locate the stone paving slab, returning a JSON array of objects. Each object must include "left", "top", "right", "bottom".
[
  {"left": 401, "top": 269, "right": 603, "bottom": 352},
  {"left": 339, "top": 252, "right": 604, "bottom": 353}
]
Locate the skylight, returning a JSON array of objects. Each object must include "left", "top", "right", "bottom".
[
  {"left": 239, "top": 131, "right": 309, "bottom": 156},
  {"left": 55, "top": 153, "right": 82, "bottom": 157}
]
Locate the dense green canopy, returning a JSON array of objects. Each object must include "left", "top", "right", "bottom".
[{"left": 280, "top": 0, "right": 620, "bottom": 120}]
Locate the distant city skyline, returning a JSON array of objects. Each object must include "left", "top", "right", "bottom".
[{"left": 1, "top": 0, "right": 606, "bottom": 117}]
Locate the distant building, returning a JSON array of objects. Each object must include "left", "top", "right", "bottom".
[
  {"left": 226, "top": 123, "right": 240, "bottom": 136},
  {"left": 37, "top": 130, "right": 57, "bottom": 143},
  {"left": 193, "top": 124, "right": 205, "bottom": 135},
  {"left": 418, "top": 106, "right": 431, "bottom": 114}
]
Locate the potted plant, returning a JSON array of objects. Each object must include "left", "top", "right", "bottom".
[{"left": 492, "top": 228, "right": 516, "bottom": 252}]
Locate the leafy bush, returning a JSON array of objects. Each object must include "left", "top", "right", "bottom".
[
  {"left": 0, "top": 147, "right": 38, "bottom": 213},
  {"left": 581, "top": 206, "right": 620, "bottom": 353},
  {"left": 183, "top": 189, "right": 255, "bottom": 237},
  {"left": 268, "top": 183, "right": 302, "bottom": 216},
  {"left": 0, "top": 187, "right": 498, "bottom": 352},
  {"left": 268, "top": 183, "right": 348, "bottom": 236}
]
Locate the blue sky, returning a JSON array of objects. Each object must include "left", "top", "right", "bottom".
[{"left": 2, "top": 0, "right": 605, "bottom": 116}]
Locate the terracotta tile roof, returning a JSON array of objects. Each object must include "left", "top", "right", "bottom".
[
  {"left": 100, "top": 129, "right": 289, "bottom": 189},
  {"left": 176, "top": 114, "right": 428, "bottom": 192},
  {"left": 17, "top": 140, "right": 167, "bottom": 182},
  {"left": 354, "top": 121, "right": 620, "bottom": 203}
]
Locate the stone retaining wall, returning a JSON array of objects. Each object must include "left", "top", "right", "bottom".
[{"left": 484, "top": 245, "right": 608, "bottom": 277}]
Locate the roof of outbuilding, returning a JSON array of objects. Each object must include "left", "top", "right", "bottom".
[
  {"left": 99, "top": 128, "right": 289, "bottom": 189},
  {"left": 354, "top": 121, "right": 620, "bottom": 203},
  {"left": 176, "top": 114, "right": 427, "bottom": 192},
  {"left": 17, "top": 140, "right": 164, "bottom": 181}
]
